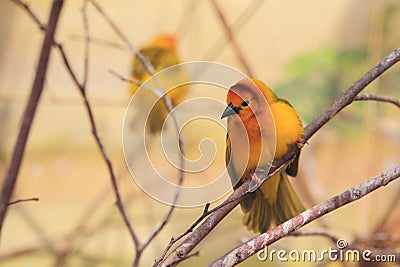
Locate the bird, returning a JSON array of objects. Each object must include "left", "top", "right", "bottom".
[
  {"left": 129, "top": 34, "right": 188, "bottom": 134},
  {"left": 221, "top": 78, "right": 305, "bottom": 233}
]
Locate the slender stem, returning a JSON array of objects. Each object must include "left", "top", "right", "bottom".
[
  {"left": 0, "top": 0, "right": 64, "bottom": 238},
  {"left": 355, "top": 93, "right": 400, "bottom": 108},
  {"left": 209, "top": 0, "right": 254, "bottom": 76}
]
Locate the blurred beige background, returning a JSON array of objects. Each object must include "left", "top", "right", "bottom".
[{"left": 0, "top": 0, "right": 399, "bottom": 266}]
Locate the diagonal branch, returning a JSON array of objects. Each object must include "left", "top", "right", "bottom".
[
  {"left": 86, "top": 2, "right": 186, "bottom": 266},
  {"left": 209, "top": 0, "right": 254, "bottom": 77},
  {"left": 203, "top": 0, "right": 264, "bottom": 63},
  {"left": 0, "top": 0, "right": 64, "bottom": 237},
  {"left": 9, "top": 0, "right": 141, "bottom": 250},
  {"left": 159, "top": 47, "right": 400, "bottom": 266},
  {"left": 209, "top": 165, "right": 400, "bottom": 266},
  {"left": 355, "top": 93, "right": 400, "bottom": 108},
  {"left": 7, "top": 198, "right": 40, "bottom": 206}
]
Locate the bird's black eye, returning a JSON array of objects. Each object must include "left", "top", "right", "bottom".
[{"left": 242, "top": 100, "right": 249, "bottom": 107}]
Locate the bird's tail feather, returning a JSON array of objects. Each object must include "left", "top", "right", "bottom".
[{"left": 242, "top": 172, "right": 304, "bottom": 233}]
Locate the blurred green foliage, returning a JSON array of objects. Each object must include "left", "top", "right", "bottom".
[
  {"left": 276, "top": 1, "right": 400, "bottom": 130},
  {"left": 275, "top": 46, "right": 368, "bottom": 125}
]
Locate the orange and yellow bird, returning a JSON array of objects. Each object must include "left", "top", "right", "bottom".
[
  {"left": 222, "top": 78, "right": 305, "bottom": 233},
  {"left": 130, "top": 34, "right": 188, "bottom": 133}
]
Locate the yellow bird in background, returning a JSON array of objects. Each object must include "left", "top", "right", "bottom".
[
  {"left": 130, "top": 34, "right": 188, "bottom": 133},
  {"left": 222, "top": 78, "right": 305, "bottom": 233}
]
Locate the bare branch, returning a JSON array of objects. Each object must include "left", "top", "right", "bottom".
[
  {"left": 289, "top": 230, "right": 340, "bottom": 245},
  {"left": 209, "top": 165, "right": 400, "bottom": 267},
  {"left": 108, "top": 69, "right": 159, "bottom": 92},
  {"left": 9, "top": 0, "right": 141, "bottom": 251},
  {"left": 355, "top": 93, "right": 400, "bottom": 108},
  {"left": 87, "top": 0, "right": 156, "bottom": 77},
  {"left": 373, "top": 182, "right": 400, "bottom": 233},
  {"left": 209, "top": 0, "right": 254, "bottom": 77},
  {"left": 10, "top": 0, "right": 46, "bottom": 30},
  {"left": 110, "top": 68, "right": 187, "bottom": 267},
  {"left": 70, "top": 34, "right": 126, "bottom": 50},
  {"left": 0, "top": 0, "right": 64, "bottom": 237},
  {"left": 86, "top": 3, "right": 188, "bottom": 264},
  {"left": 303, "top": 49, "right": 400, "bottom": 141},
  {"left": 159, "top": 47, "right": 400, "bottom": 266},
  {"left": 81, "top": 0, "right": 90, "bottom": 88},
  {"left": 203, "top": 0, "right": 264, "bottom": 62},
  {"left": 8, "top": 198, "right": 39, "bottom": 206}
]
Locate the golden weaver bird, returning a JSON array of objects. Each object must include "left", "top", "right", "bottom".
[
  {"left": 130, "top": 34, "right": 188, "bottom": 133},
  {"left": 222, "top": 78, "right": 305, "bottom": 233}
]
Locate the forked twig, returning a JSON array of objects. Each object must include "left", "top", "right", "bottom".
[{"left": 355, "top": 93, "right": 400, "bottom": 108}]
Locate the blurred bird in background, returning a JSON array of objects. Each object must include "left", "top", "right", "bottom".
[
  {"left": 222, "top": 78, "right": 305, "bottom": 233},
  {"left": 129, "top": 34, "right": 188, "bottom": 134}
]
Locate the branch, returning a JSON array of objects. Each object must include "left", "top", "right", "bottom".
[
  {"left": 289, "top": 230, "right": 340, "bottom": 245},
  {"left": 209, "top": 165, "right": 400, "bottom": 266},
  {"left": 0, "top": 0, "right": 64, "bottom": 237},
  {"left": 10, "top": 0, "right": 46, "bottom": 30},
  {"left": 109, "top": 68, "right": 187, "bottom": 267},
  {"left": 355, "top": 93, "right": 400, "bottom": 108},
  {"left": 203, "top": 0, "right": 263, "bottom": 62},
  {"left": 87, "top": 0, "right": 157, "bottom": 77},
  {"left": 81, "top": 0, "right": 90, "bottom": 89},
  {"left": 159, "top": 47, "right": 400, "bottom": 266},
  {"left": 209, "top": 0, "right": 254, "bottom": 77},
  {"left": 373, "top": 182, "right": 400, "bottom": 232},
  {"left": 8, "top": 198, "right": 39, "bottom": 206},
  {"left": 9, "top": 0, "right": 141, "bottom": 251},
  {"left": 86, "top": 3, "right": 187, "bottom": 264}
]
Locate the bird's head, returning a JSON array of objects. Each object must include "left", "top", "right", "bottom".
[
  {"left": 221, "top": 78, "right": 277, "bottom": 120},
  {"left": 151, "top": 34, "right": 176, "bottom": 50}
]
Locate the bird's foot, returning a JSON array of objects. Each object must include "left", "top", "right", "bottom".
[
  {"left": 248, "top": 168, "right": 265, "bottom": 192},
  {"left": 296, "top": 138, "right": 307, "bottom": 149}
]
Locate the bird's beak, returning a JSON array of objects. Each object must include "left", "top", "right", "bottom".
[{"left": 221, "top": 103, "right": 240, "bottom": 119}]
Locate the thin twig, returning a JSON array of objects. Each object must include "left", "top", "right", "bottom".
[
  {"left": 203, "top": 0, "right": 264, "bottom": 62},
  {"left": 352, "top": 233, "right": 400, "bottom": 255},
  {"left": 209, "top": 165, "right": 400, "bottom": 266},
  {"left": 9, "top": 0, "right": 141, "bottom": 251},
  {"left": 0, "top": 0, "right": 64, "bottom": 237},
  {"left": 87, "top": 0, "right": 156, "bottom": 76},
  {"left": 355, "top": 93, "right": 400, "bottom": 108},
  {"left": 8, "top": 198, "right": 39, "bottom": 206},
  {"left": 110, "top": 67, "right": 187, "bottom": 267},
  {"left": 209, "top": 0, "right": 254, "bottom": 77},
  {"left": 289, "top": 230, "right": 340, "bottom": 245},
  {"left": 159, "top": 47, "right": 400, "bottom": 266},
  {"left": 86, "top": 2, "right": 186, "bottom": 266},
  {"left": 82, "top": 0, "right": 90, "bottom": 88},
  {"left": 108, "top": 69, "right": 160, "bottom": 93},
  {"left": 70, "top": 34, "right": 126, "bottom": 50},
  {"left": 10, "top": 0, "right": 46, "bottom": 30},
  {"left": 373, "top": 182, "right": 400, "bottom": 232}
]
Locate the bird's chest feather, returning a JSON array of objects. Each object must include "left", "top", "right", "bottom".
[{"left": 228, "top": 115, "right": 274, "bottom": 177}]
